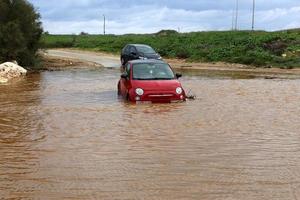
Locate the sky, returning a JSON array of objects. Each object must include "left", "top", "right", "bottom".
[{"left": 29, "top": 0, "right": 300, "bottom": 35}]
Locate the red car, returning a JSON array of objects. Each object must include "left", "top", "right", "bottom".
[{"left": 118, "top": 59, "right": 186, "bottom": 103}]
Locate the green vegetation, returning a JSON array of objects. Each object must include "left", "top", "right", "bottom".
[
  {"left": 0, "top": 0, "right": 43, "bottom": 68},
  {"left": 42, "top": 29, "right": 300, "bottom": 68}
]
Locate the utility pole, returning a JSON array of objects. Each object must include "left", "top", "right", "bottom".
[
  {"left": 252, "top": 0, "right": 255, "bottom": 31},
  {"left": 103, "top": 14, "right": 106, "bottom": 35},
  {"left": 235, "top": 0, "right": 239, "bottom": 30},
  {"left": 231, "top": 9, "right": 235, "bottom": 30}
]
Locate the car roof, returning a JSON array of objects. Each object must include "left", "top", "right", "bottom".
[
  {"left": 128, "top": 44, "right": 152, "bottom": 48},
  {"left": 129, "top": 59, "right": 166, "bottom": 65}
]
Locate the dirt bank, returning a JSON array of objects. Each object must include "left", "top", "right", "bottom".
[
  {"left": 43, "top": 48, "right": 300, "bottom": 77},
  {"left": 41, "top": 56, "right": 103, "bottom": 70},
  {"left": 43, "top": 49, "right": 120, "bottom": 68},
  {"left": 166, "top": 58, "right": 300, "bottom": 76}
]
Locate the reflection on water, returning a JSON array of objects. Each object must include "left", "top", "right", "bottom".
[
  {"left": 1, "top": 68, "right": 300, "bottom": 199},
  {"left": 177, "top": 68, "right": 257, "bottom": 79}
]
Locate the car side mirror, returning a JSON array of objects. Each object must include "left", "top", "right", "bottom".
[
  {"left": 176, "top": 73, "right": 182, "bottom": 79},
  {"left": 121, "top": 74, "right": 128, "bottom": 79},
  {"left": 130, "top": 52, "right": 137, "bottom": 56}
]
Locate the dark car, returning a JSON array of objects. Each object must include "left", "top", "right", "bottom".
[{"left": 120, "top": 44, "right": 162, "bottom": 65}]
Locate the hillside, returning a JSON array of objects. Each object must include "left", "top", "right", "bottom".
[{"left": 42, "top": 30, "right": 300, "bottom": 68}]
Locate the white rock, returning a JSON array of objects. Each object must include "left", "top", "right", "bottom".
[
  {"left": 0, "top": 62, "right": 27, "bottom": 83},
  {"left": 0, "top": 77, "right": 8, "bottom": 83}
]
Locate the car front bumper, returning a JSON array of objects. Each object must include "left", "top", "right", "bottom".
[{"left": 131, "top": 91, "right": 186, "bottom": 103}]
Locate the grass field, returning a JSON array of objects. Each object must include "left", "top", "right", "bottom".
[{"left": 42, "top": 29, "right": 300, "bottom": 68}]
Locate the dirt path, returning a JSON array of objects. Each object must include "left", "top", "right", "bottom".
[{"left": 44, "top": 49, "right": 120, "bottom": 68}]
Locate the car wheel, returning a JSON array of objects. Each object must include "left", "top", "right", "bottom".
[{"left": 121, "top": 57, "right": 126, "bottom": 66}]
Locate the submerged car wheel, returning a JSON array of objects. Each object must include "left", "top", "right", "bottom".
[
  {"left": 126, "top": 93, "right": 130, "bottom": 101},
  {"left": 121, "top": 57, "right": 126, "bottom": 66}
]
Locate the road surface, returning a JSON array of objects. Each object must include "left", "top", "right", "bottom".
[{"left": 45, "top": 49, "right": 120, "bottom": 68}]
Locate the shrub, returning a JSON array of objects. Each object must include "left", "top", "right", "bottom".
[
  {"left": 263, "top": 39, "right": 288, "bottom": 56},
  {"left": 0, "top": 0, "right": 43, "bottom": 68},
  {"left": 175, "top": 47, "right": 190, "bottom": 59}
]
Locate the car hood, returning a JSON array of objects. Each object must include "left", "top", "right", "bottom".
[{"left": 132, "top": 80, "right": 182, "bottom": 91}]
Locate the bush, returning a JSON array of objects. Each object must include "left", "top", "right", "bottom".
[
  {"left": 0, "top": 0, "right": 43, "bottom": 68},
  {"left": 263, "top": 39, "right": 287, "bottom": 56},
  {"left": 176, "top": 48, "right": 190, "bottom": 59}
]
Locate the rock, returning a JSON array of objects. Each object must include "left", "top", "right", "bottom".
[
  {"left": 0, "top": 62, "right": 27, "bottom": 83},
  {"left": 0, "top": 77, "right": 8, "bottom": 83}
]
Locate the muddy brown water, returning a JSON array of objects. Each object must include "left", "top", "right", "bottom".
[{"left": 1, "top": 68, "right": 300, "bottom": 199}]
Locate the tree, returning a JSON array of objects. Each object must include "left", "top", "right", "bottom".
[
  {"left": 0, "top": 0, "right": 43, "bottom": 67},
  {"left": 80, "top": 32, "right": 89, "bottom": 36}
]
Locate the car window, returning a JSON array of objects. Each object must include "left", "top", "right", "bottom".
[
  {"left": 129, "top": 46, "right": 136, "bottom": 53},
  {"left": 132, "top": 63, "right": 175, "bottom": 80},
  {"left": 135, "top": 46, "right": 156, "bottom": 54}
]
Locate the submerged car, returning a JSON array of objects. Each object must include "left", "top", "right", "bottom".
[
  {"left": 120, "top": 44, "right": 162, "bottom": 65},
  {"left": 118, "top": 59, "right": 186, "bottom": 103}
]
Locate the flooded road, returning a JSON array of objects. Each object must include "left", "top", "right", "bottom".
[{"left": 1, "top": 68, "right": 300, "bottom": 199}]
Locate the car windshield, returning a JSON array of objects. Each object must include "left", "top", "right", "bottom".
[
  {"left": 132, "top": 63, "right": 175, "bottom": 80},
  {"left": 135, "top": 45, "right": 156, "bottom": 54}
]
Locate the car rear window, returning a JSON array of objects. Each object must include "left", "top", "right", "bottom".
[{"left": 135, "top": 46, "right": 156, "bottom": 54}]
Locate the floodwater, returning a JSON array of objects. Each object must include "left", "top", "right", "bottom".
[{"left": 1, "top": 68, "right": 300, "bottom": 200}]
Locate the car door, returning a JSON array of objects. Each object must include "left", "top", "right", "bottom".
[{"left": 120, "top": 63, "right": 131, "bottom": 97}]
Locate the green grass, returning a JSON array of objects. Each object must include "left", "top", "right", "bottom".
[{"left": 41, "top": 29, "right": 300, "bottom": 68}]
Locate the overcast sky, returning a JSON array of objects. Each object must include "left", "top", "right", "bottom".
[{"left": 29, "top": 0, "right": 300, "bottom": 35}]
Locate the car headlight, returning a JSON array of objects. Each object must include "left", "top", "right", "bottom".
[
  {"left": 176, "top": 87, "right": 183, "bottom": 94},
  {"left": 135, "top": 88, "right": 144, "bottom": 96}
]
